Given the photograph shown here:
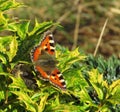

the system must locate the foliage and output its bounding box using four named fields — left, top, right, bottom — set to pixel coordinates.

left=86, top=55, right=120, bottom=84
left=0, top=0, right=120, bottom=112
